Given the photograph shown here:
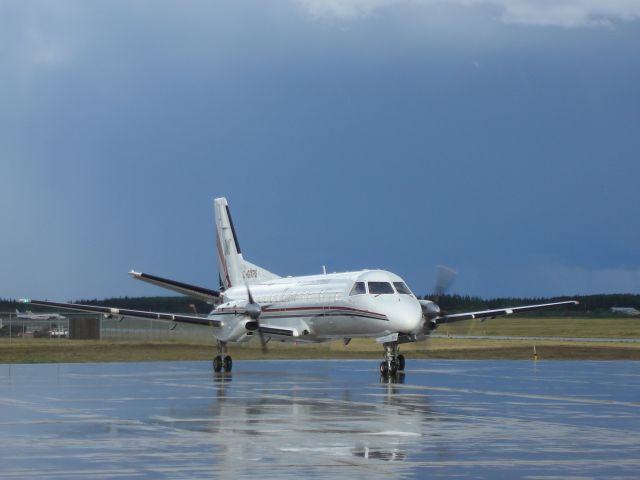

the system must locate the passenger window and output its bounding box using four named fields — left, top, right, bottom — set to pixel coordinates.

left=349, top=282, right=367, bottom=295
left=367, top=282, right=394, bottom=294
left=393, top=282, right=413, bottom=295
